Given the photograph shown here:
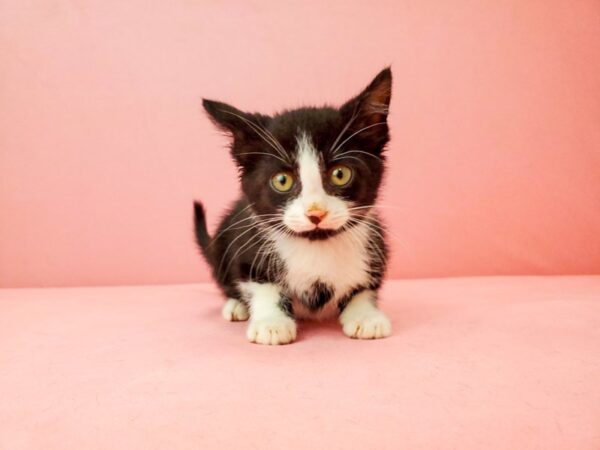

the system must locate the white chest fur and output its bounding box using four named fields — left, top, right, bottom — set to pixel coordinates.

left=273, top=222, right=371, bottom=307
